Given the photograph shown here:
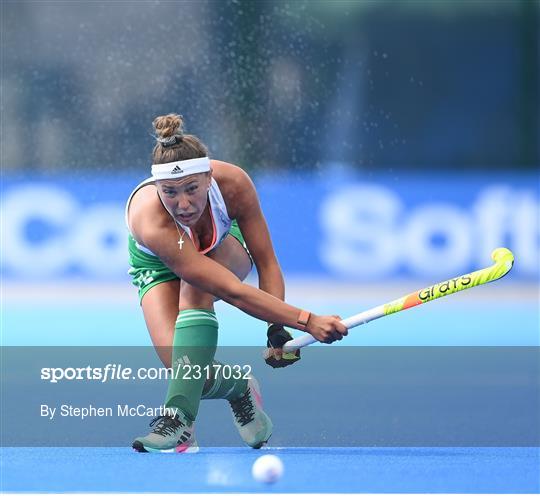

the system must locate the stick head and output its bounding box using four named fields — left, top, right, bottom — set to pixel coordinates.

left=491, top=247, right=514, bottom=270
